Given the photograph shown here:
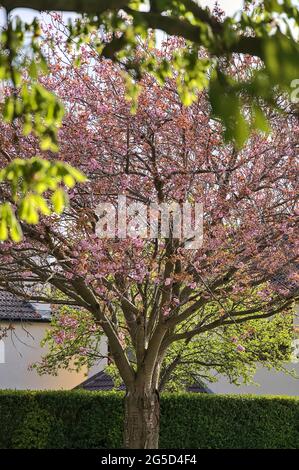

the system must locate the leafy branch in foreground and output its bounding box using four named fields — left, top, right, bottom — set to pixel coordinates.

left=1, top=0, right=299, bottom=147
left=0, top=17, right=86, bottom=239
left=0, top=158, right=86, bottom=241
left=0, top=16, right=64, bottom=151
